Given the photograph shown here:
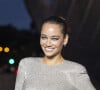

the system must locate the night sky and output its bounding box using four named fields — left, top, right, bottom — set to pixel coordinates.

left=0, top=0, right=31, bottom=30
